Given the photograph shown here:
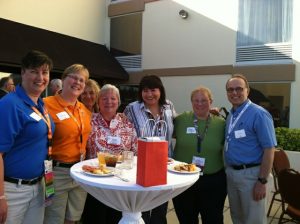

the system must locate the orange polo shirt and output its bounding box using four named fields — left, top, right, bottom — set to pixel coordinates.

left=44, top=95, right=91, bottom=163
